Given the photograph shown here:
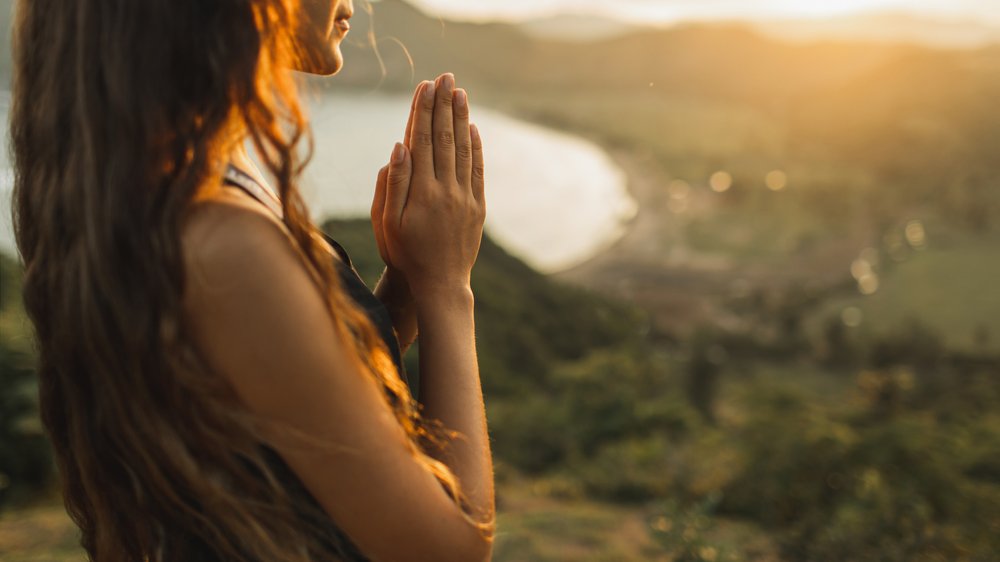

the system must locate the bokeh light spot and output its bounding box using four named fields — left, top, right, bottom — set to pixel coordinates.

left=651, top=516, right=673, bottom=532
left=668, top=179, right=691, bottom=200
left=765, top=170, right=788, bottom=191
left=710, top=171, right=732, bottom=193
left=905, top=220, right=927, bottom=249
left=858, top=274, right=880, bottom=296
left=851, top=259, right=873, bottom=281
left=842, top=307, right=864, bottom=327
